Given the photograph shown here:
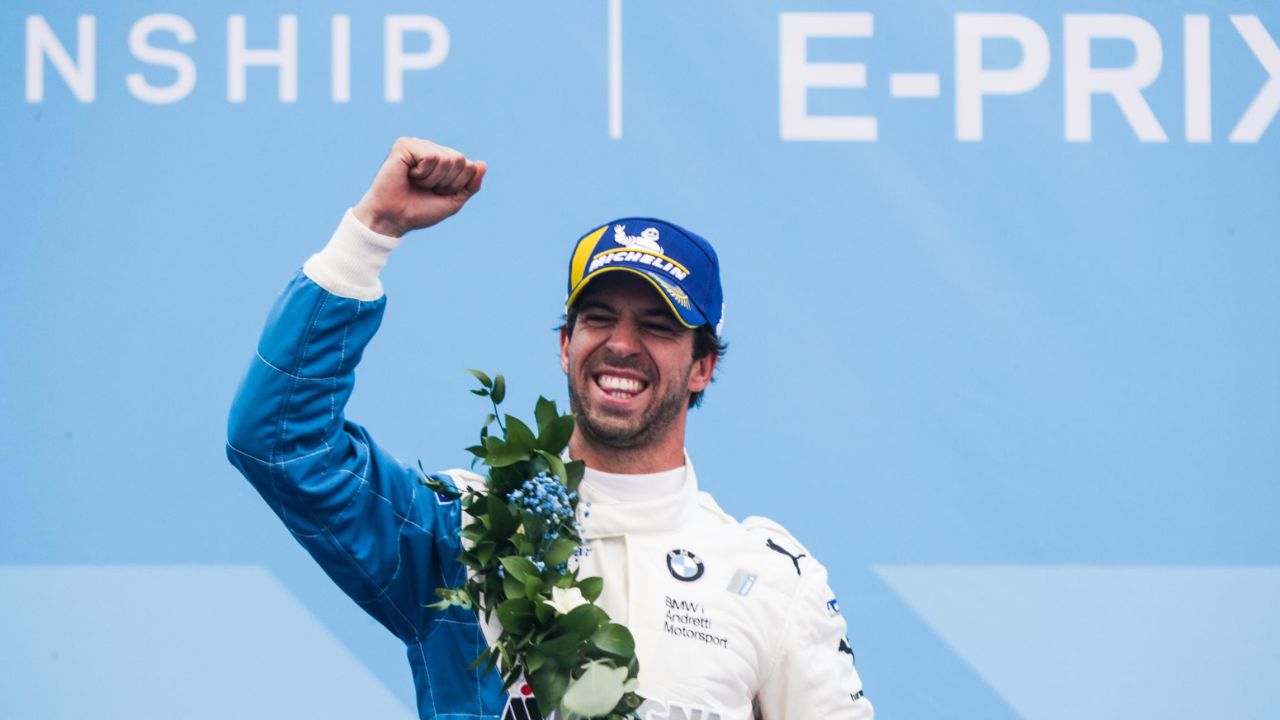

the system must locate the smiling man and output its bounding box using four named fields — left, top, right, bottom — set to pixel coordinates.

left=226, top=138, right=873, bottom=719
